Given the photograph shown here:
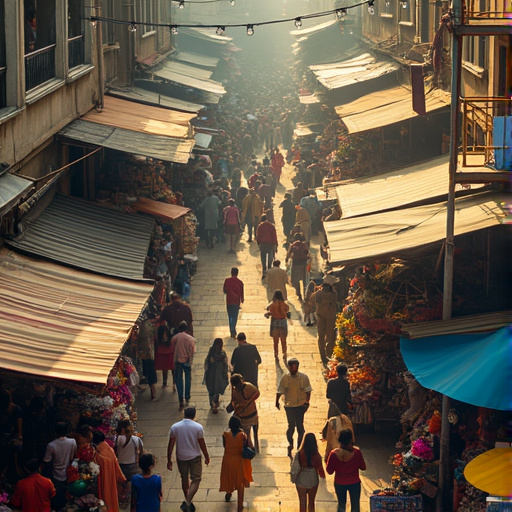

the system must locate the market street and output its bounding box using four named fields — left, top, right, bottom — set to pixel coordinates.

left=134, top=163, right=396, bottom=512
